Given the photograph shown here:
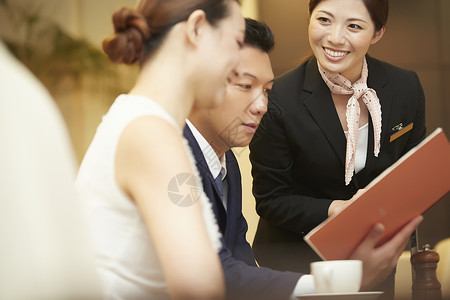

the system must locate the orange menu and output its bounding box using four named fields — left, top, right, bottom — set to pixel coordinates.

left=304, top=128, right=450, bottom=260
